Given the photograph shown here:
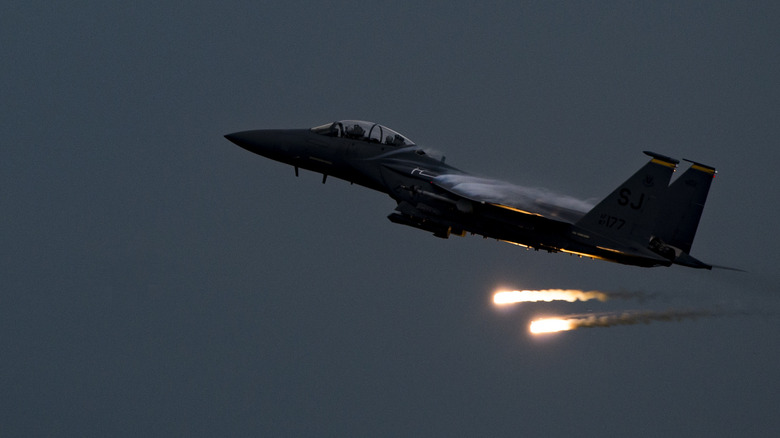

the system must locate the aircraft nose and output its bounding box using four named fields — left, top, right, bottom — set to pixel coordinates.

left=224, top=129, right=292, bottom=159
left=224, top=130, right=264, bottom=151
